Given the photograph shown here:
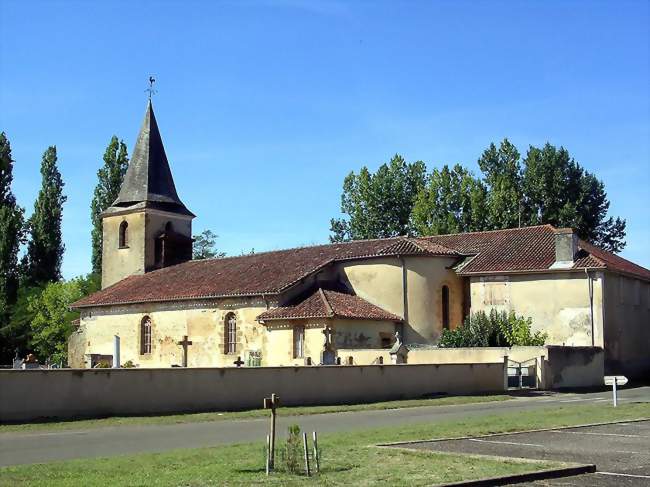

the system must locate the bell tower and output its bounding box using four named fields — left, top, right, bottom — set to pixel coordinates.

left=101, top=100, right=195, bottom=289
